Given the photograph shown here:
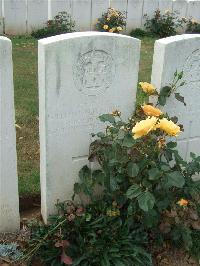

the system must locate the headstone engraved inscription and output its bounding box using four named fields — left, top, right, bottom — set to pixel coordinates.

left=0, top=37, right=20, bottom=232
left=151, top=34, right=200, bottom=161
left=39, top=32, right=140, bottom=222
